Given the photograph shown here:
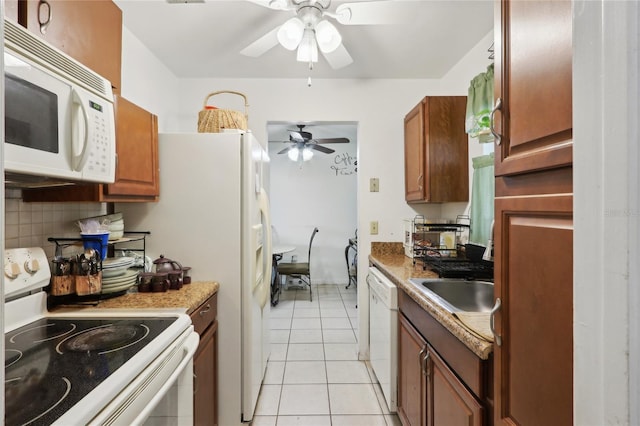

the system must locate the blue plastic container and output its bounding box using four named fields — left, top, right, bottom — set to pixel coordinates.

left=81, top=232, right=110, bottom=260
